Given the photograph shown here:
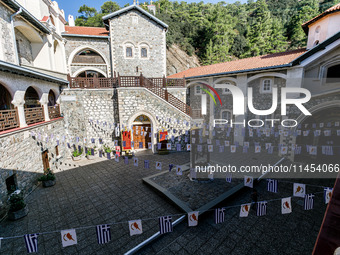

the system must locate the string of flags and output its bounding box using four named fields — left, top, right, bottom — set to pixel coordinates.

left=0, top=179, right=332, bottom=253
